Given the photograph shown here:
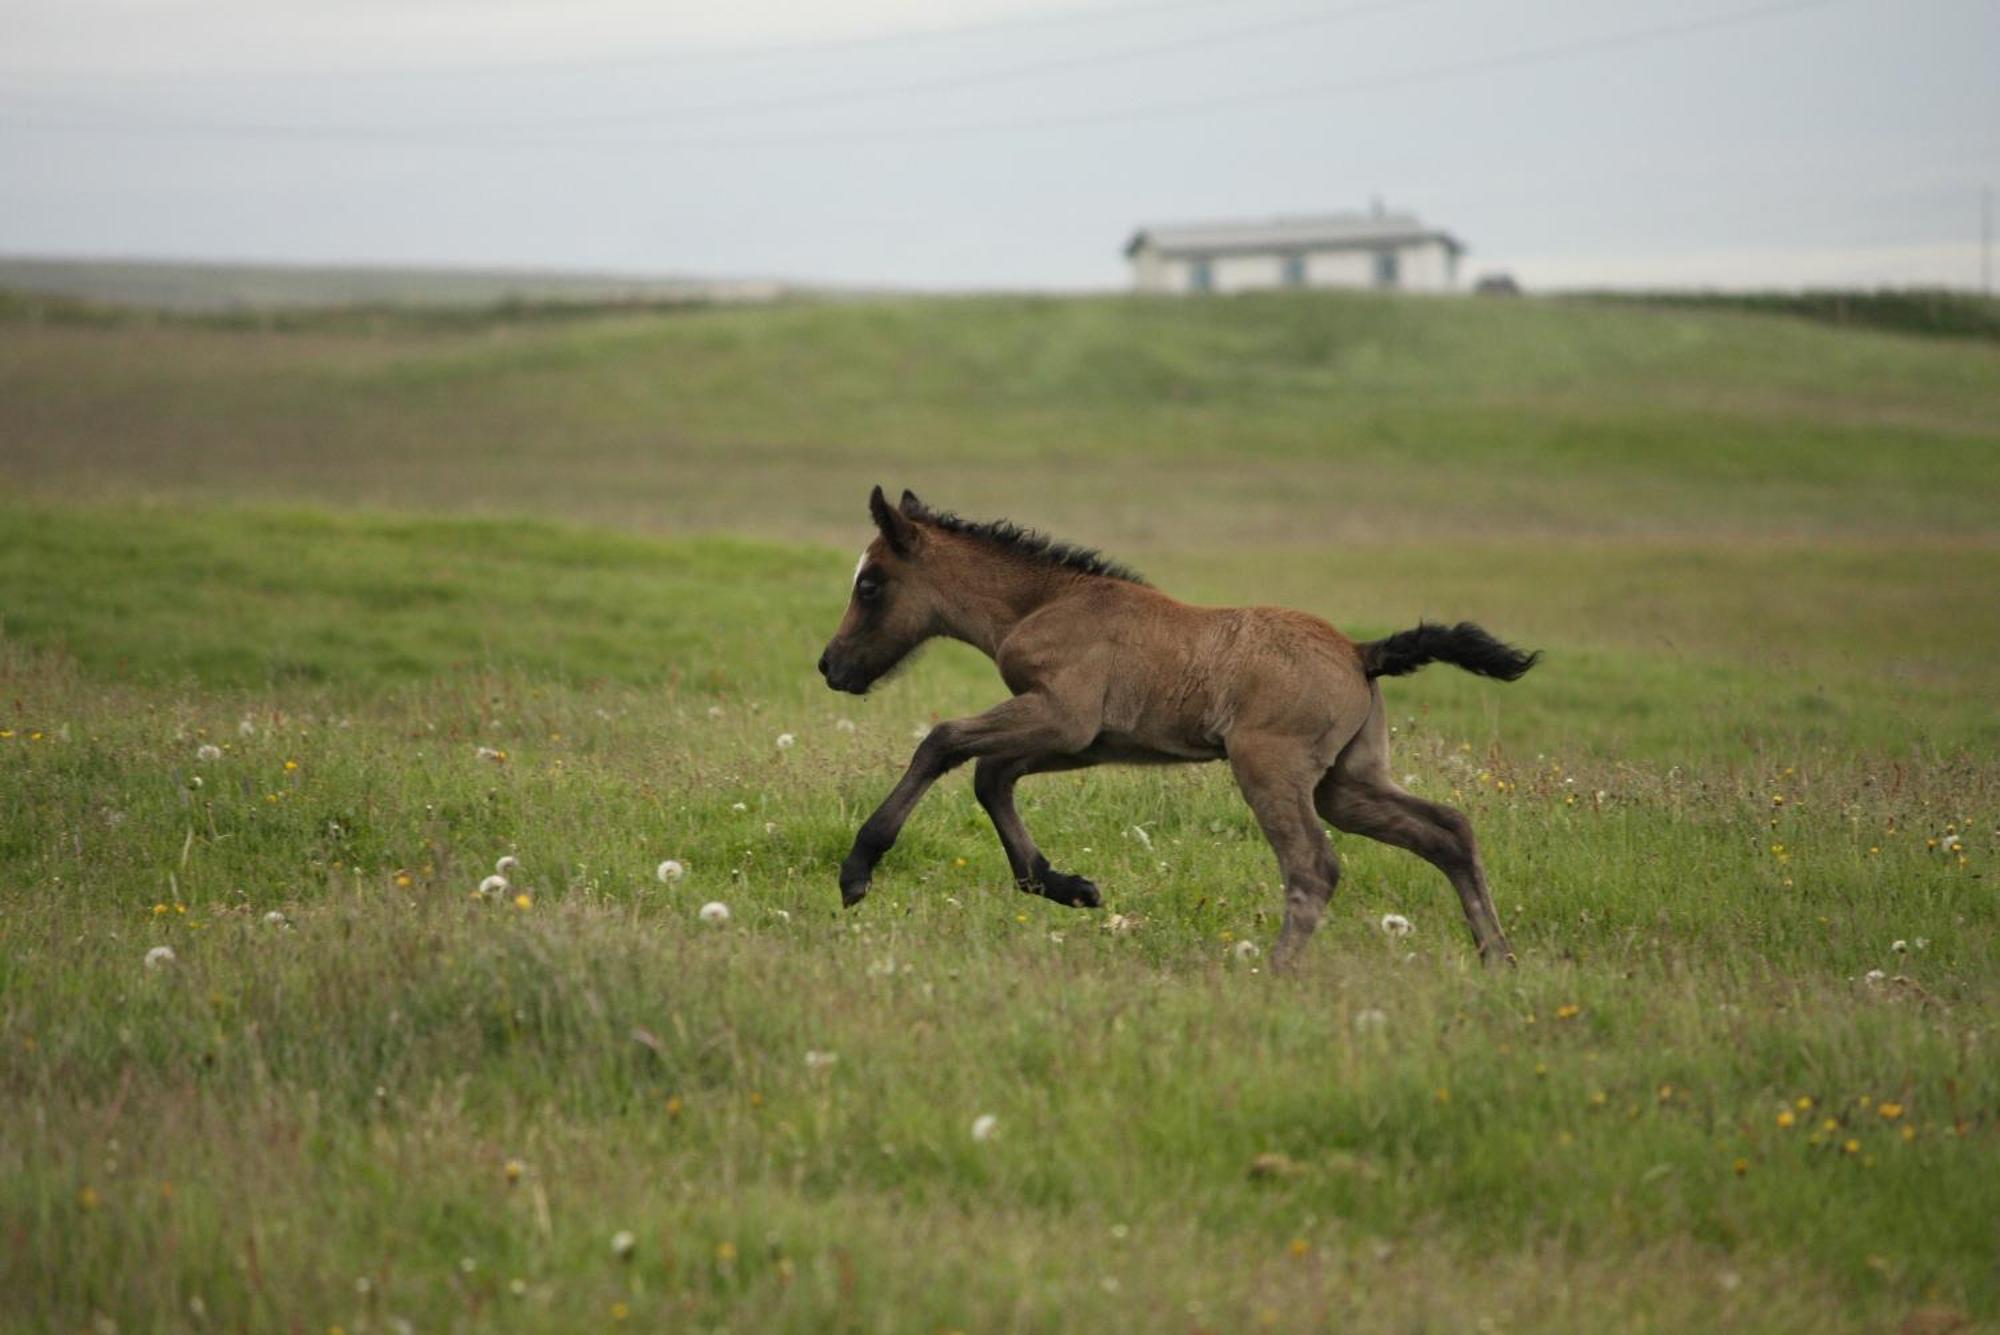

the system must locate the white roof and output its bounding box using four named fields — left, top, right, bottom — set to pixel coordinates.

left=1125, top=212, right=1463, bottom=258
